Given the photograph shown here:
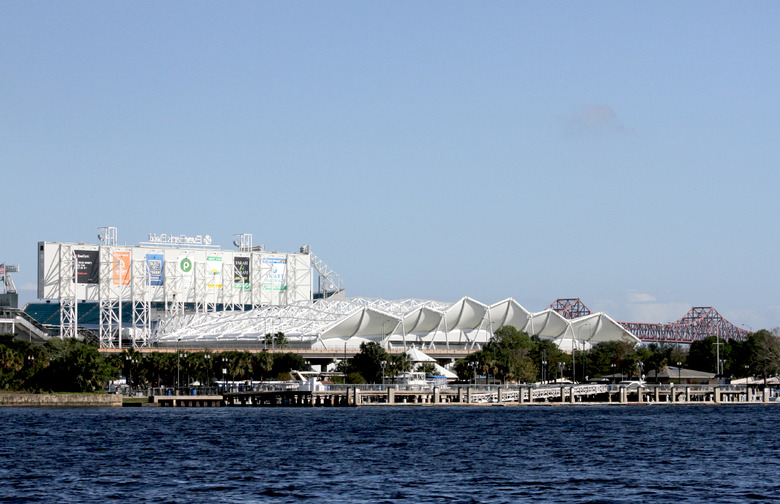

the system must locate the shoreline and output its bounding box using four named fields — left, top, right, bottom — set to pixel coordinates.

left=0, top=393, right=122, bottom=408
left=0, top=396, right=775, bottom=408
